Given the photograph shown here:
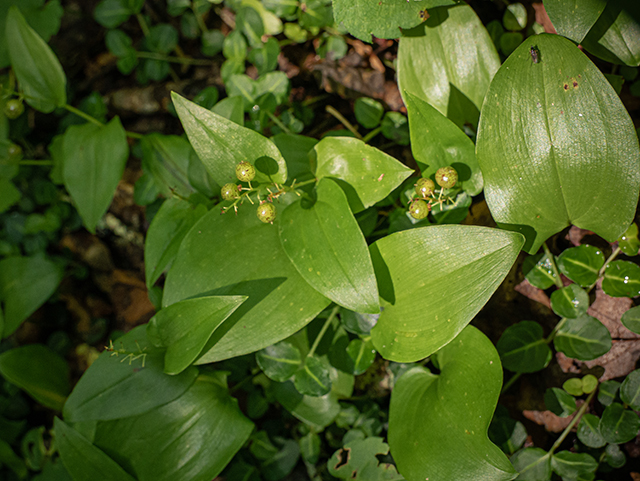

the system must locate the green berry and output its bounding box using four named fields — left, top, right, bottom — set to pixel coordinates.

left=409, top=199, right=429, bottom=220
left=435, top=166, right=458, bottom=189
left=257, top=202, right=276, bottom=223
left=4, top=99, right=24, bottom=119
left=221, top=183, right=240, bottom=201
left=7, top=143, right=22, bottom=160
left=236, top=161, right=256, bottom=182
left=415, top=177, right=435, bottom=197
